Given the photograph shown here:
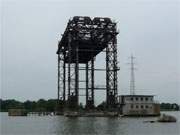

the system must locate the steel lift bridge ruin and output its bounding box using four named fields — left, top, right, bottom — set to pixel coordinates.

left=56, top=16, right=119, bottom=111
